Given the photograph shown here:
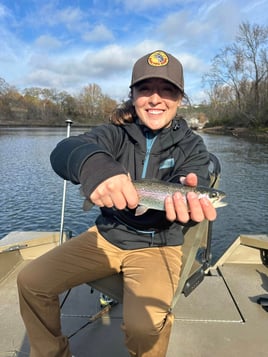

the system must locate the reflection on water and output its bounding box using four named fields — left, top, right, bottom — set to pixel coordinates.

left=0, top=128, right=267, bottom=262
